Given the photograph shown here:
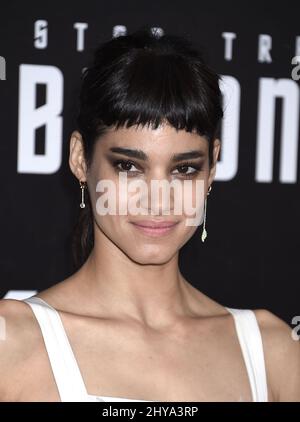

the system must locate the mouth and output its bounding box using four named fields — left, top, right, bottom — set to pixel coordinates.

left=129, top=220, right=180, bottom=237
